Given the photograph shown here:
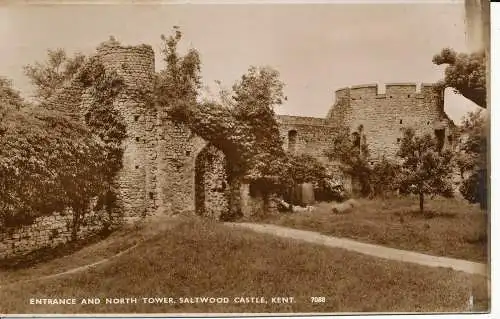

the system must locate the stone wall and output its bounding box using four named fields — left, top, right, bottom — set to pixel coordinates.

left=276, top=115, right=347, bottom=185
left=194, top=144, right=229, bottom=220
left=155, top=120, right=207, bottom=216
left=327, top=83, right=454, bottom=161
left=277, top=115, right=338, bottom=166
left=96, top=44, right=157, bottom=220
left=0, top=208, right=107, bottom=260
left=1, top=41, right=459, bottom=259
